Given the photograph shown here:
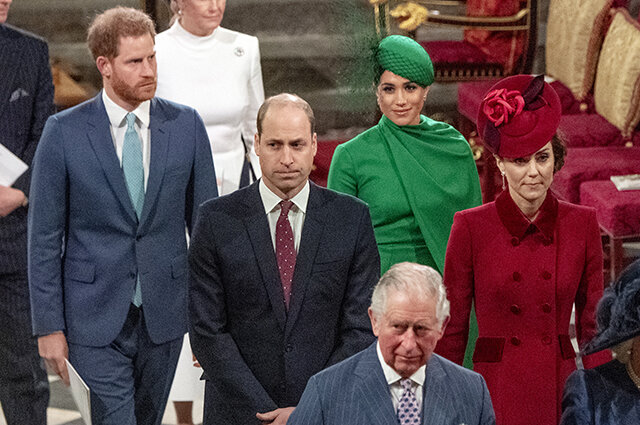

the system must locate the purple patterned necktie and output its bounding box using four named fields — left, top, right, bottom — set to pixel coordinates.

left=276, top=200, right=296, bottom=309
left=397, top=379, right=421, bottom=425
